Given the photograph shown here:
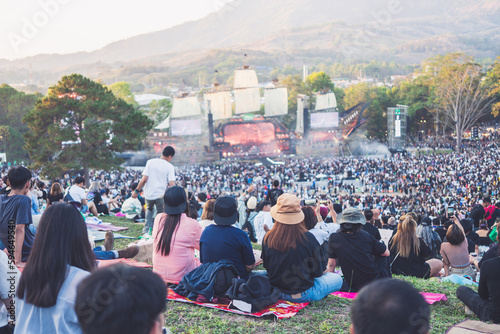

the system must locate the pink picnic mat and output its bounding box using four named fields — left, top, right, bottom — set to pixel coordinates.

left=331, top=291, right=447, bottom=305
left=86, top=222, right=129, bottom=232
left=97, top=258, right=152, bottom=268
left=167, top=288, right=308, bottom=319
